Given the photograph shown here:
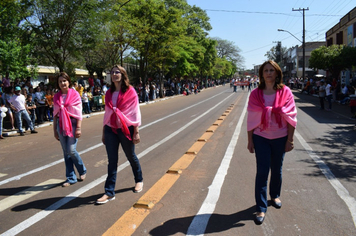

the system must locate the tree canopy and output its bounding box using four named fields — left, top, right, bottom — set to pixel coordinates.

left=309, top=45, right=356, bottom=78
left=1, top=0, right=244, bottom=82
